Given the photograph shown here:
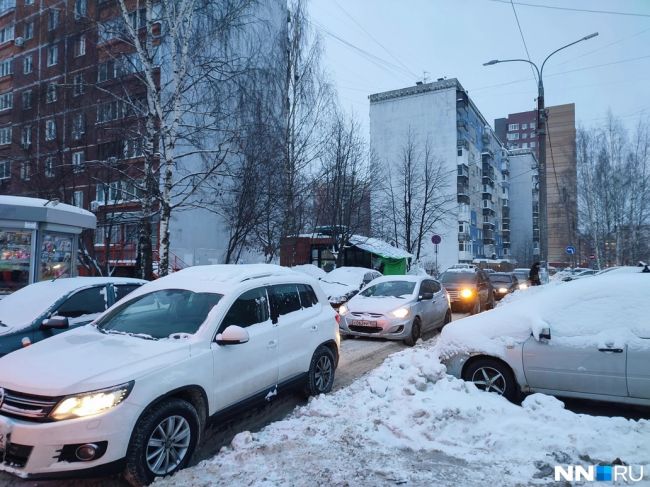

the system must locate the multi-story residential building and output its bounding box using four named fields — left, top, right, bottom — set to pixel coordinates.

left=0, top=0, right=286, bottom=276
left=495, top=104, right=577, bottom=266
left=507, top=148, right=539, bottom=266
left=369, top=78, right=510, bottom=272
